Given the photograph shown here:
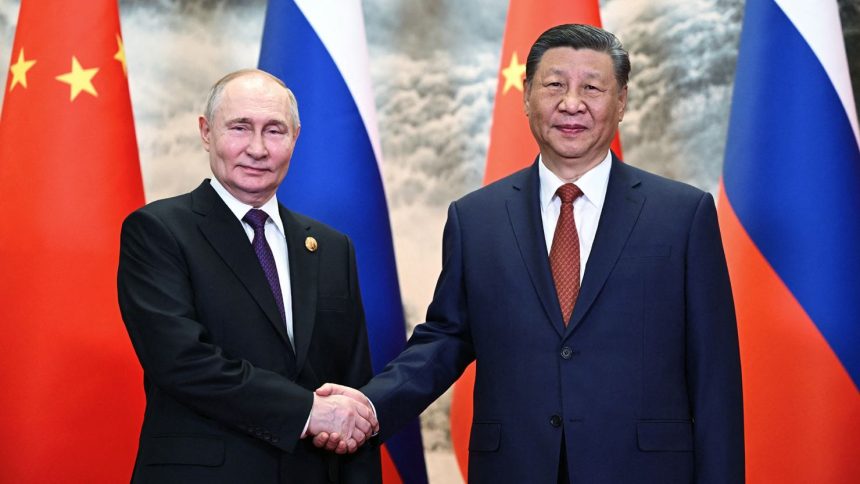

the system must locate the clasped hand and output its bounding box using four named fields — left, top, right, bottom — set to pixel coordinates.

left=307, top=383, right=377, bottom=454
